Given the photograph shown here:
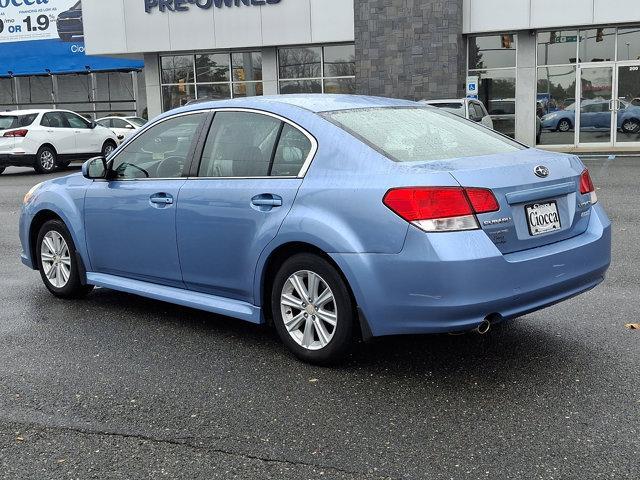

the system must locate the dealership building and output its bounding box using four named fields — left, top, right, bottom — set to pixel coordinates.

left=79, top=0, right=640, bottom=152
